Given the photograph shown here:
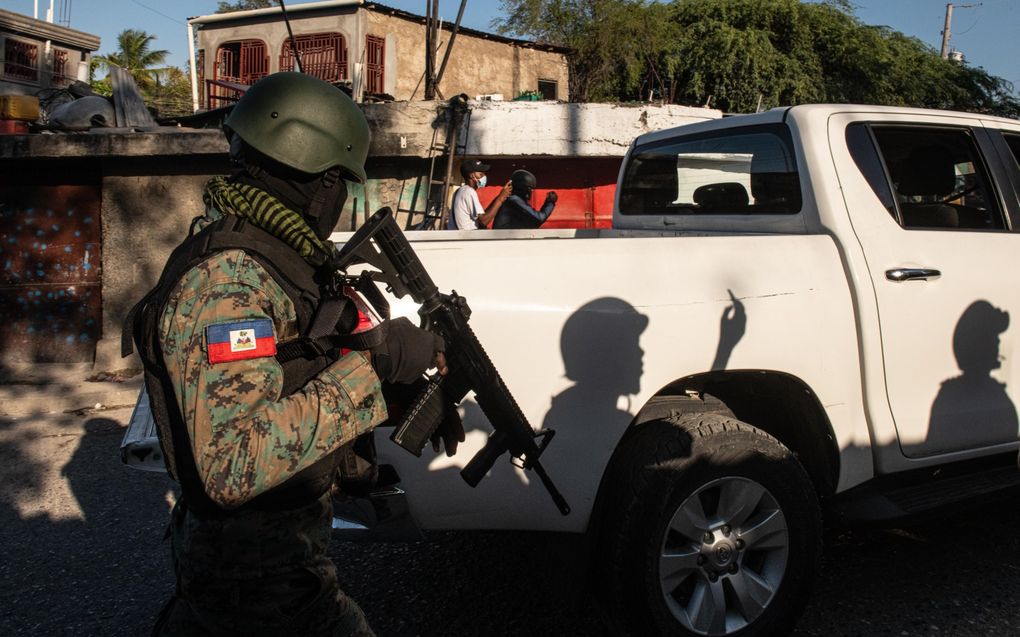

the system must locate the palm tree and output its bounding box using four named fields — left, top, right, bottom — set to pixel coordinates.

left=94, top=29, right=170, bottom=94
